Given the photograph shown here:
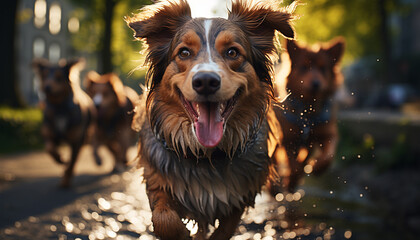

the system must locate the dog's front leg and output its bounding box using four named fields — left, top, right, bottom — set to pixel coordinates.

left=147, top=185, right=189, bottom=240
left=284, top=143, right=305, bottom=192
left=209, top=207, right=244, bottom=240
left=60, top=142, right=82, bottom=188
left=312, top=136, right=337, bottom=175
left=91, top=135, right=102, bottom=166
left=45, top=140, right=64, bottom=164
left=42, top=125, right=64, bottom=164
